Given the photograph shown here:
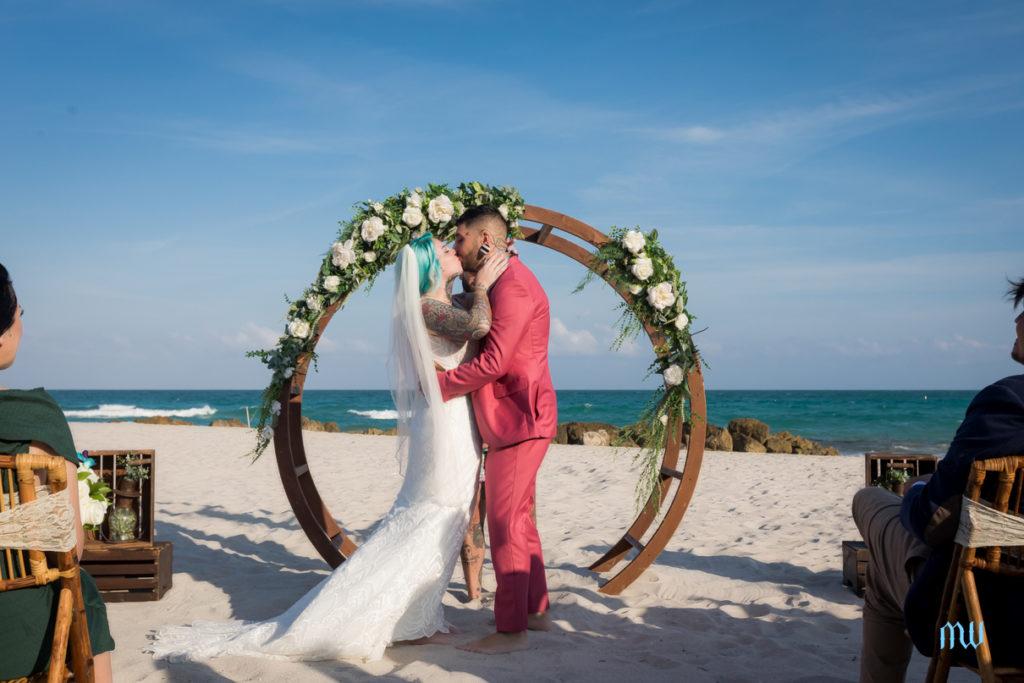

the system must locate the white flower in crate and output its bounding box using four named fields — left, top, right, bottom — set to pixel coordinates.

left=621, top=229, right=646, bottom=255
left=647, top=282, right=676, bottom=310
left=663, top=363, right=684, bottom=386
left=674, top=312, right=690, bottom=330
left=82, top=496, right=108, bottom=527
left=631, top=257, right=654, bottom=282
left=330, top=239, right=357, bottom=269
left=322, top=275, right=341, bottom=293
left=288, top=318, right=311, bottom=339
left=427, top=195, right=455, bottom=224
left=361, top=216, right=386, bottom=243
left=402, top=205, right=424, bottom=228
